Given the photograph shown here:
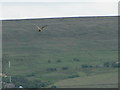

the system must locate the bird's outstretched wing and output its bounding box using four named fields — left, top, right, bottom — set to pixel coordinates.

left=34, top=24, right=40, bottom=29
left=41, top=25, right=47, bottom=29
